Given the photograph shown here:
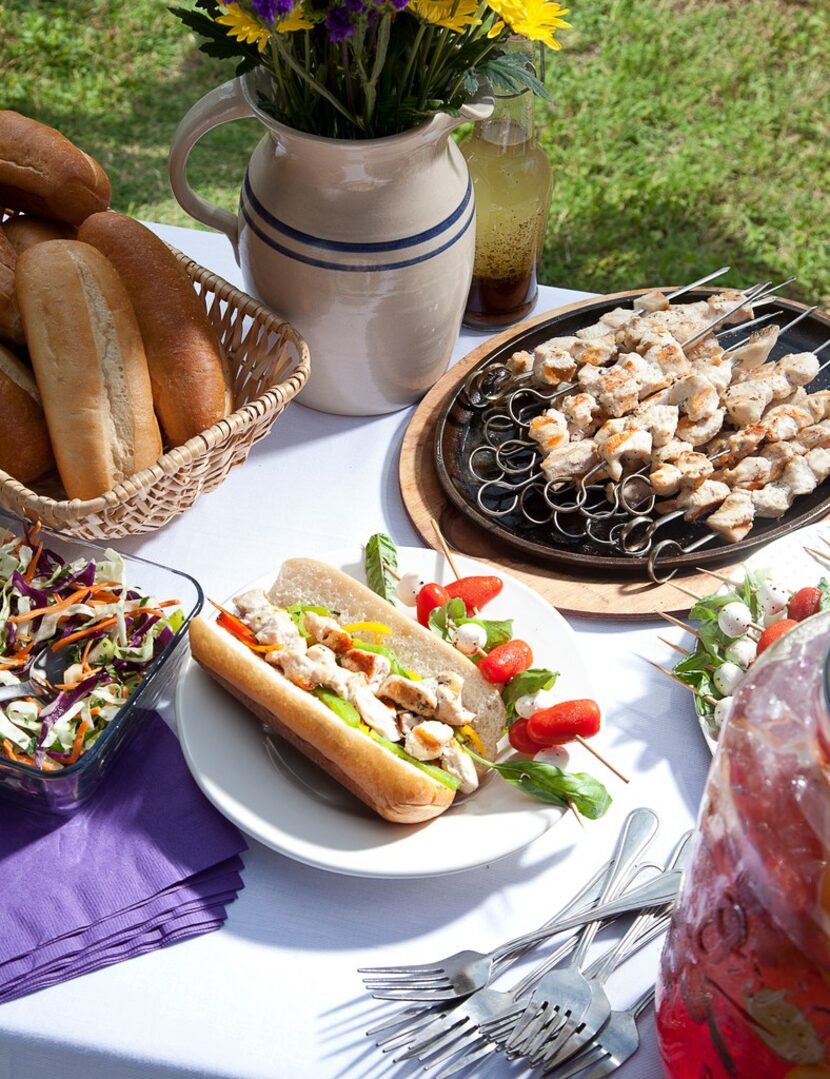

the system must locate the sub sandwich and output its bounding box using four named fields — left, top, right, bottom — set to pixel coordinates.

left=189, top=558, right=507, bottom=824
